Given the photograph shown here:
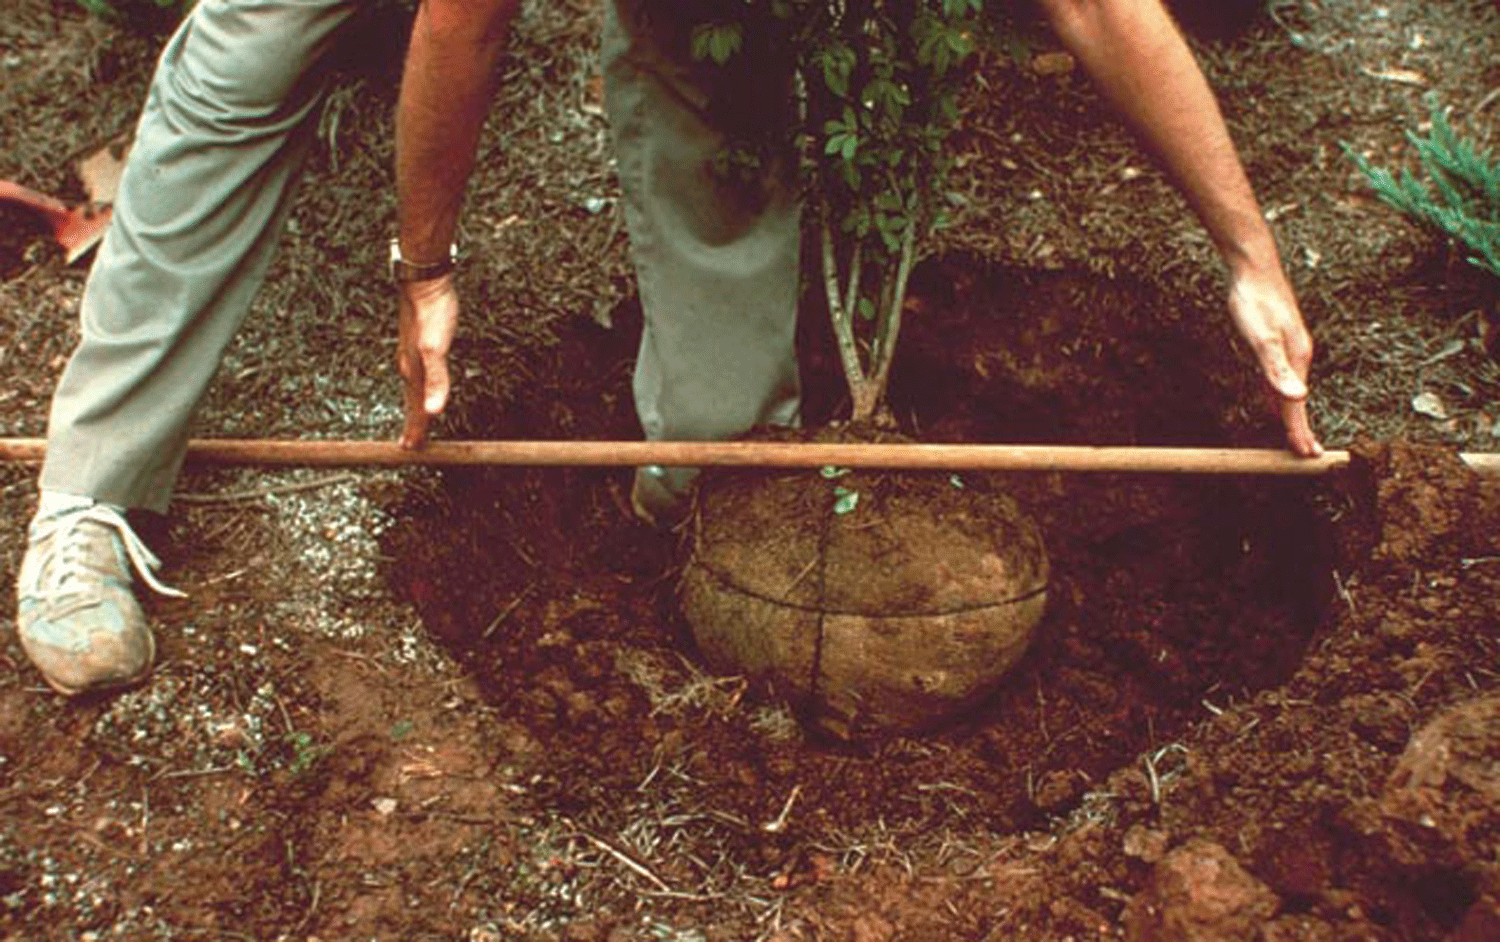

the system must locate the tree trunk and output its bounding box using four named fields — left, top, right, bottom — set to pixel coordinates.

left=849, top=379, right=882, bottom=425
